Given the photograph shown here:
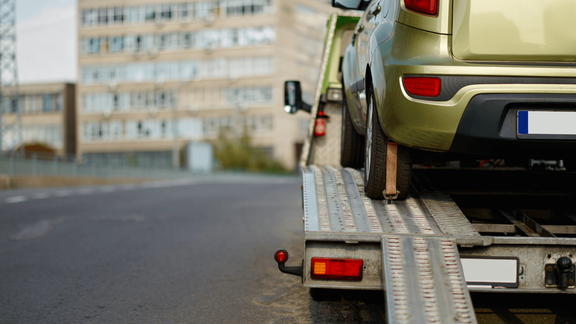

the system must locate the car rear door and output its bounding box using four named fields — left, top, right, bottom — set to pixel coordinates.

left=452, top=0, right=576, bottom=63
